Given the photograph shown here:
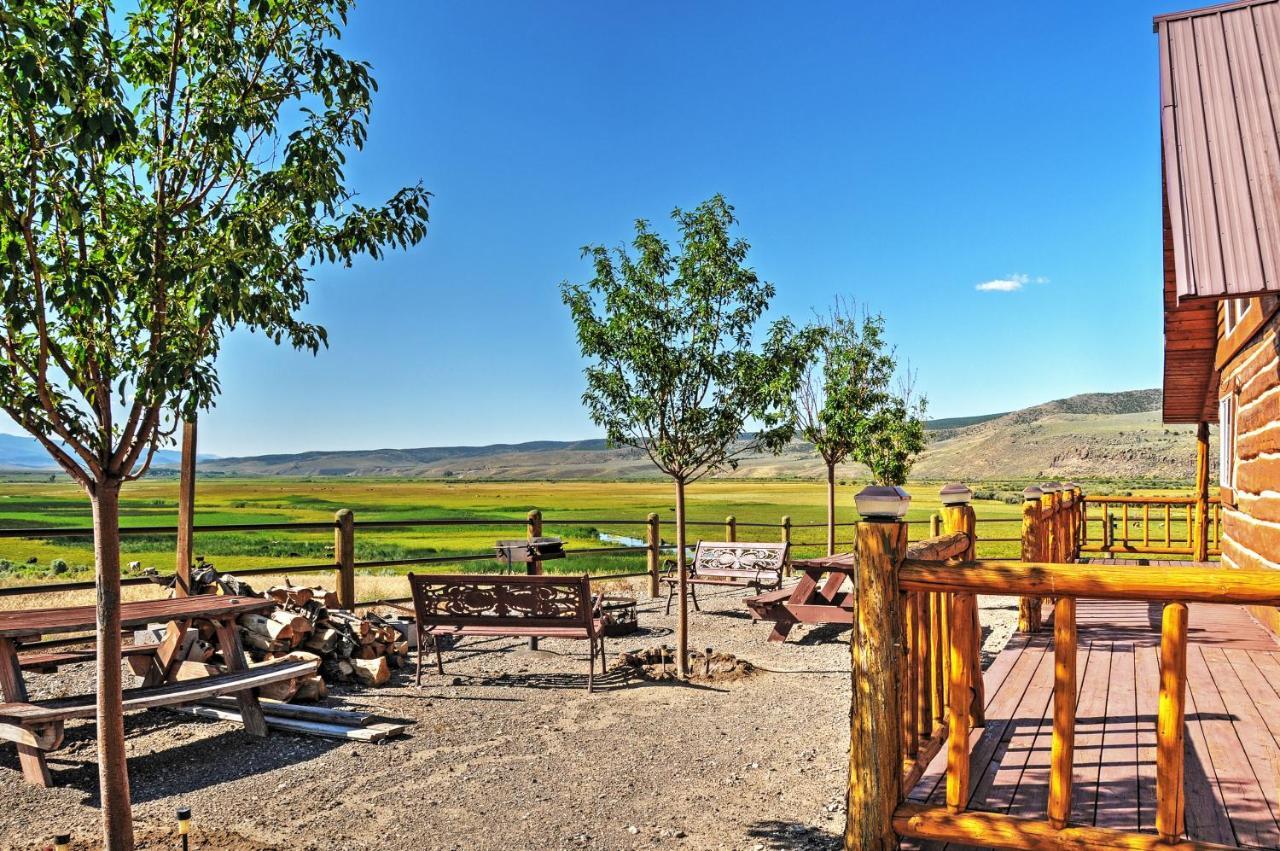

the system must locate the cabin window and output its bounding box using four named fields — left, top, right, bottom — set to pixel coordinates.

left=1219, top=393, right=1236, bottom=490
left=1224, top=298, right=1252, bottom=335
